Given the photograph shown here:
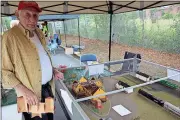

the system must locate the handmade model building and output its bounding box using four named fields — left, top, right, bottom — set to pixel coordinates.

left=115, top=81, right=133, bottom=94
left=17, top=96, right=28, bottom=112
left=79, top=77, right=87, bottom=83
left=17, top=97, right=54, bottom=118
left=45, top=97, right=54, bottom=113
left=72, top=77, right=107, bottom=109
left=136, top=71, right=152, bottom=82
